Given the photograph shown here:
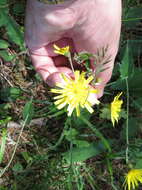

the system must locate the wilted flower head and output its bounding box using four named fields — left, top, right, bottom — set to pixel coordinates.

left=111, top=92, right=123, bottom=126
left=51, top=71, right=99, bottom=117
left=53, top=44, right=70, bottom=56
left=124, top=169, right=142, bottom=190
